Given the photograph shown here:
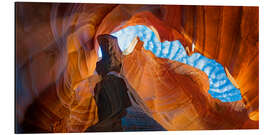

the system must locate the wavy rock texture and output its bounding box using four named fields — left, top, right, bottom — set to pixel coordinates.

left=111, top=25, right=243, bottom=103
left=95, top=6, right=258, bottom=121
left=122, top=39, right=252, bottom=130
left=16, top=3, right=115, bottom=132
left=15, top=3, right=258, bottom=133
